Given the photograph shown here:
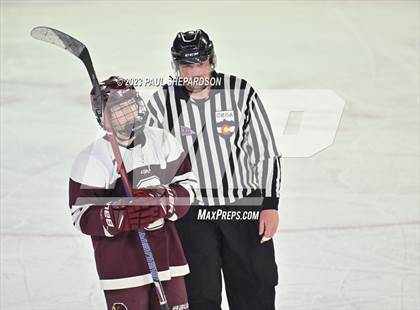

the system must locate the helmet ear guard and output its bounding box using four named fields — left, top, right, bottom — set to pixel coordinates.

left=132, top=96, right=149, bottom=131
left=171, top=59, right=178, bottom=75
left=210, top=53, right=217, bottom=69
